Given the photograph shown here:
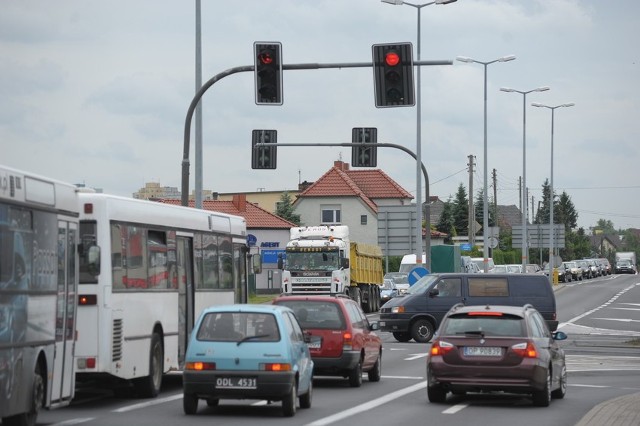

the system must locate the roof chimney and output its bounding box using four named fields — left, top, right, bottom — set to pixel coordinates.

left=334, top=160, right=349, bottom=171
left=232, top=194, right=247, bottom=212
